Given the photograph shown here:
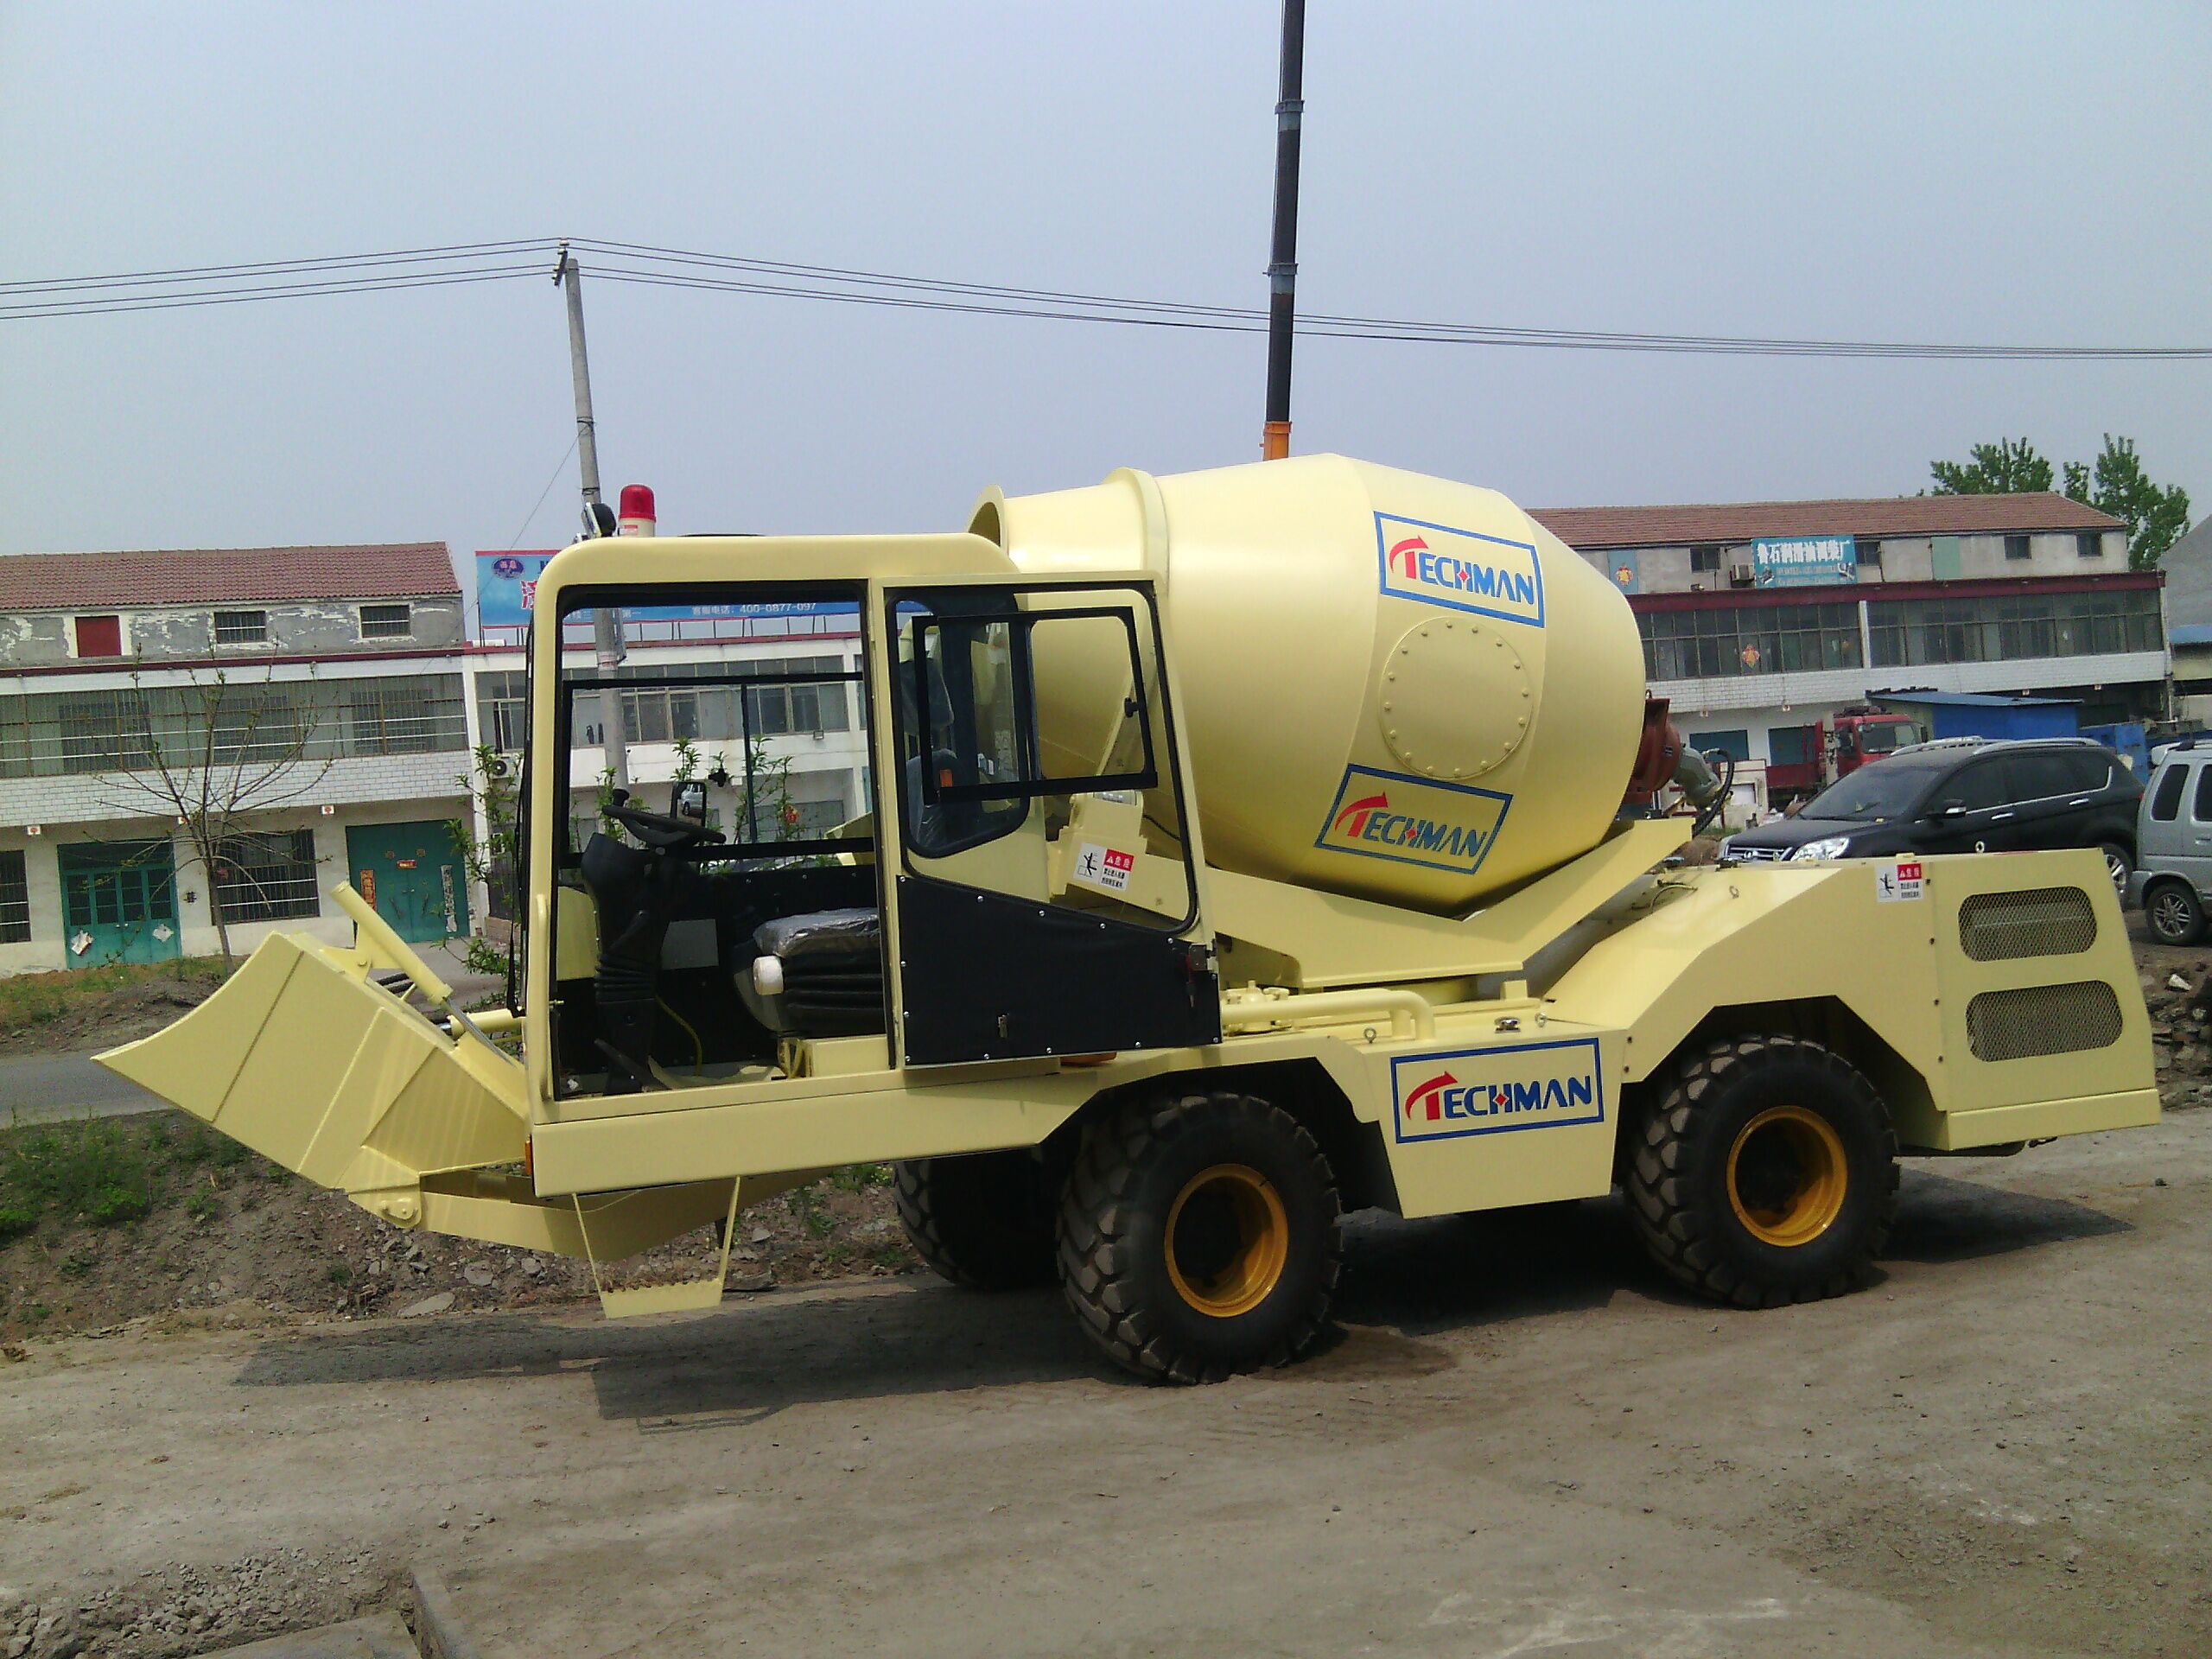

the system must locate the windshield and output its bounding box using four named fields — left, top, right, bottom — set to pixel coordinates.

left=1802, top=758, right=1941, bottom=821
left=1857, top=721, right=1912, bottom=754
